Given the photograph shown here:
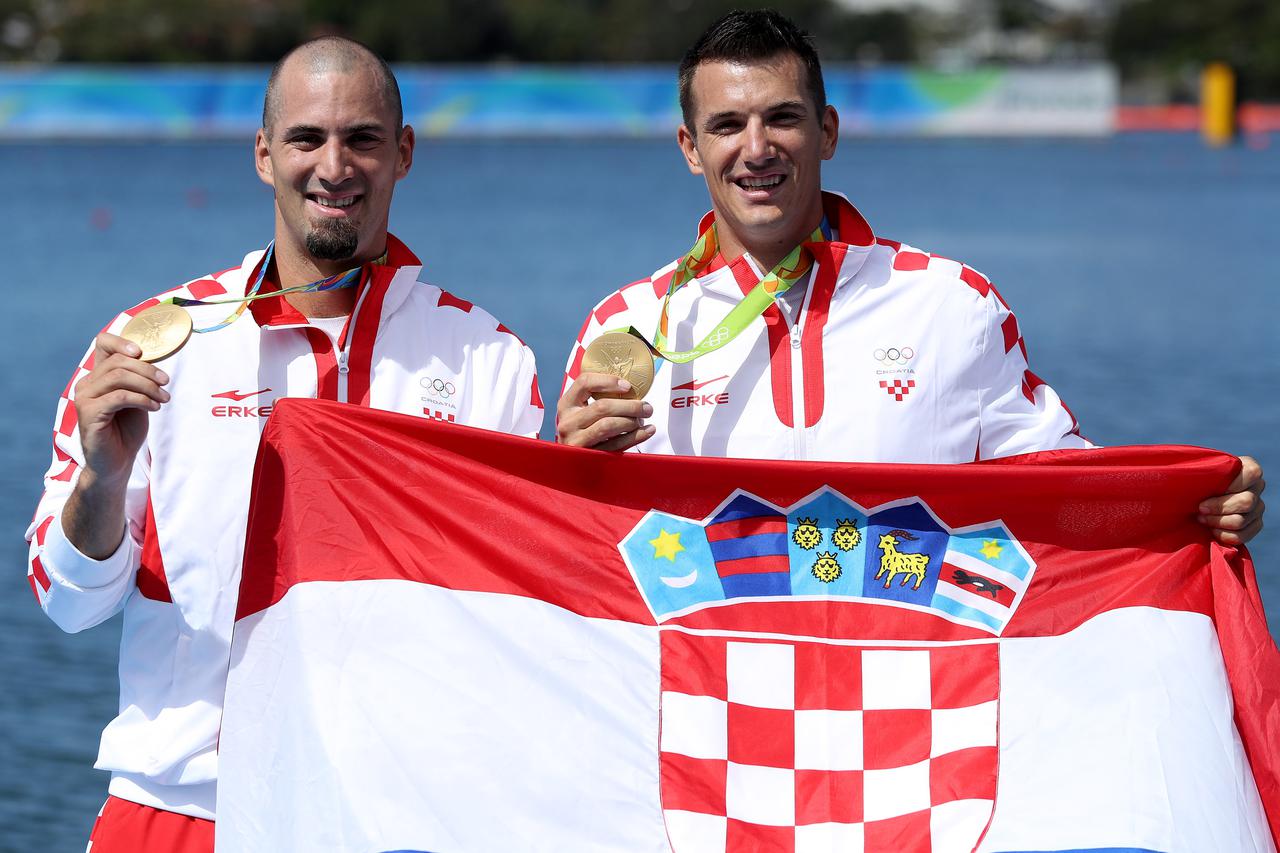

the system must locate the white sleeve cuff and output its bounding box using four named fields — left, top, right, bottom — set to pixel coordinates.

left=42, top=513, right=138, bottom=590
